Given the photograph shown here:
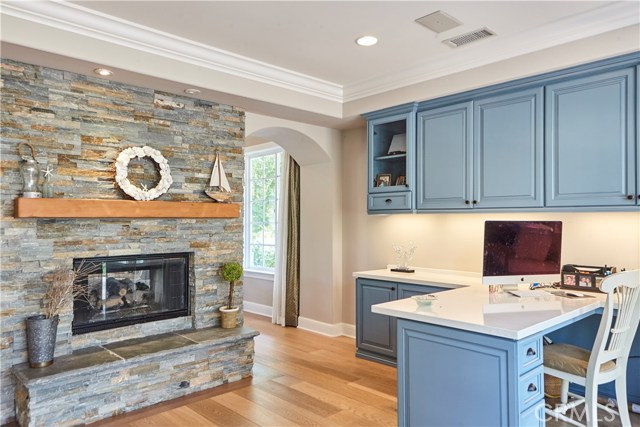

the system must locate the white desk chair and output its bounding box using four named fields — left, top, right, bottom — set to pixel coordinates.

left=544, top=269, right=640, bottom=427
